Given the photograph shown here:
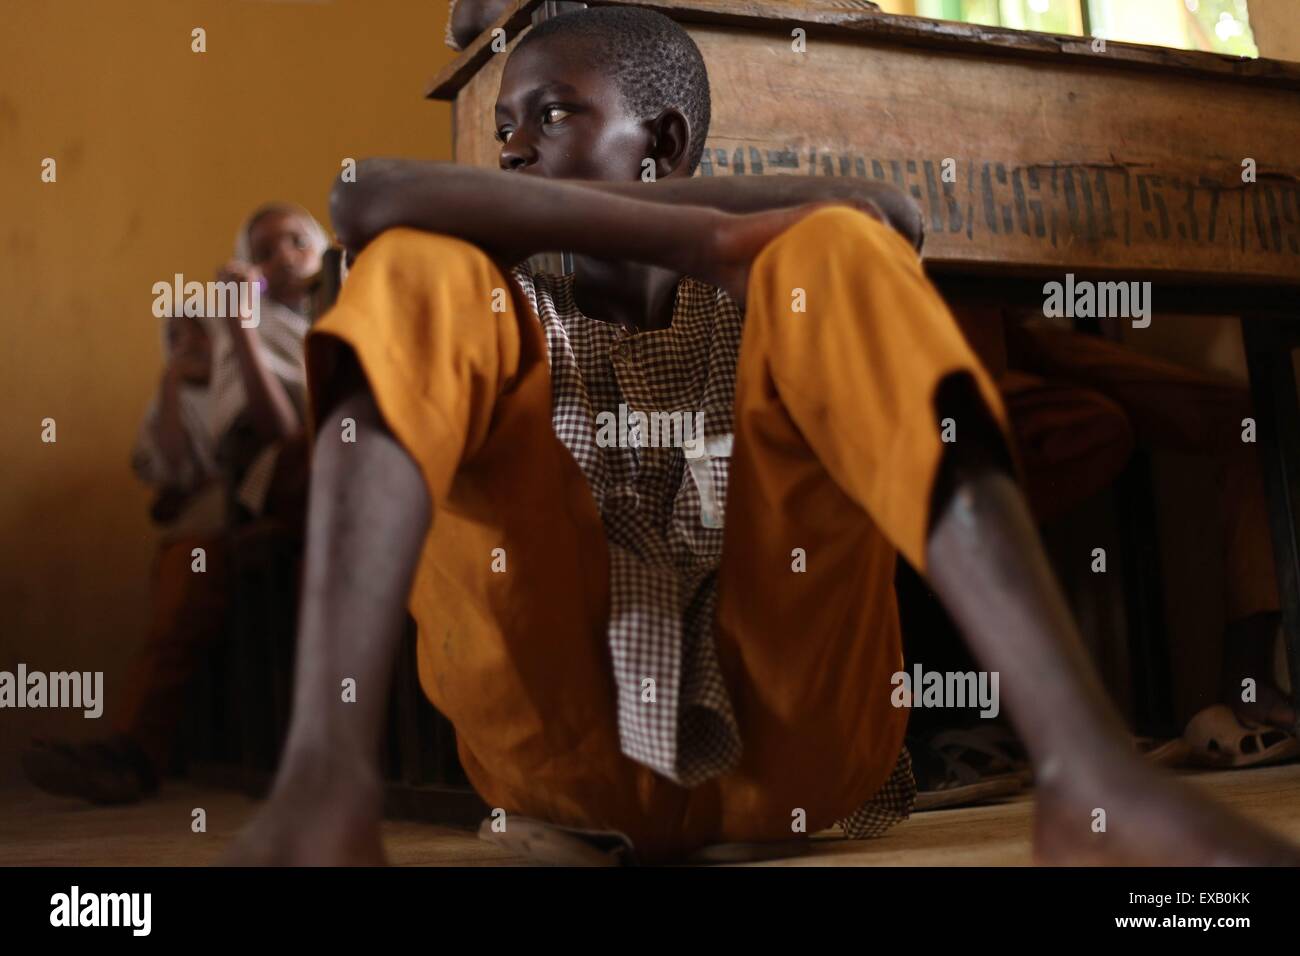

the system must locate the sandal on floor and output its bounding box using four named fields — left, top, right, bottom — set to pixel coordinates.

left=477, top=815, right=638, bottom=866
left=930, top=725, right=1034, bottom=786
left=21, top=737, right=157, bottom=805
left=1184, top=704, right=1300, bottom=769
left=910, top=734, right=1025, bottom=812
